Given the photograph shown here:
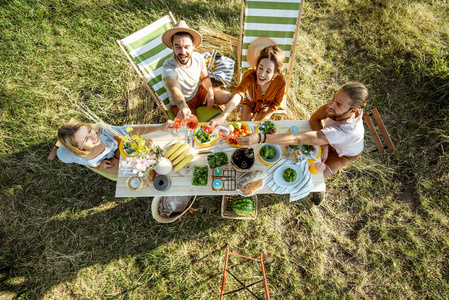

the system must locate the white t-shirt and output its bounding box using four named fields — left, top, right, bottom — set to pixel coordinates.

left=162, top=52, right=206, bottom=105
left=321, top=109, right=364, bottom=157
